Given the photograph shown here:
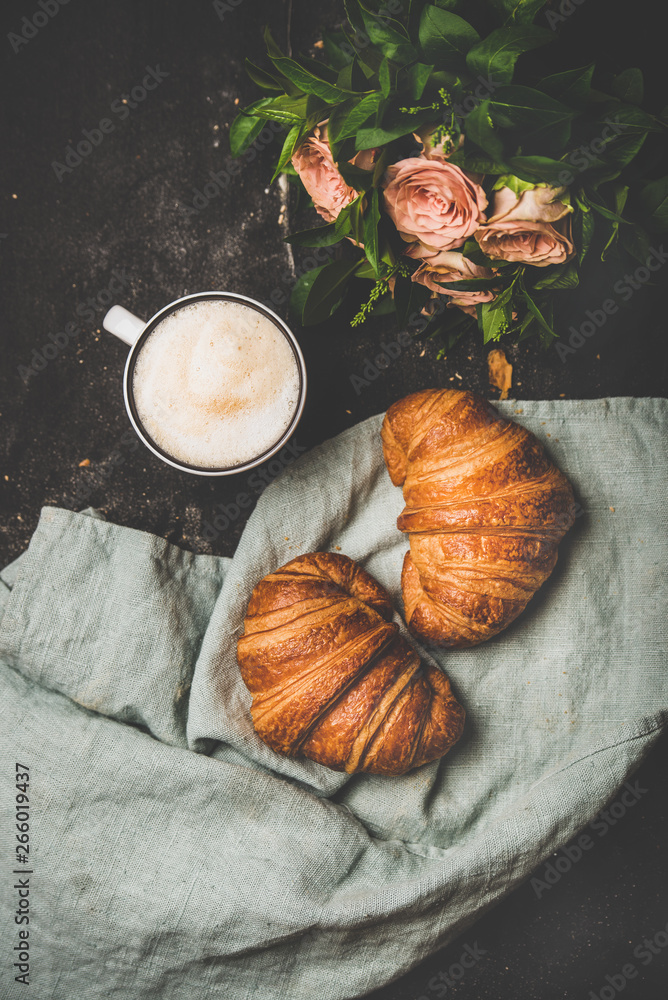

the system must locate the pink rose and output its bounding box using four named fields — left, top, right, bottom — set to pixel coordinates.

left=291, top=123, right=376, bottom=223
left=410, top=250, right=497, bottom=310
left=382, top=158, right=487, bottom=254
left=475, top=185, right=575, bottom=267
